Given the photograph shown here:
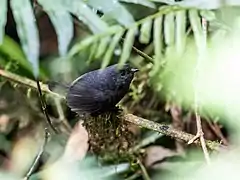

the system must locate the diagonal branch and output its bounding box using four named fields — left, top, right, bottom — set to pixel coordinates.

left=23, top=128, right=49, bottom=180
left=0, top=69, right=62, bottom=99
left=0, top=69, right=227, bottom=152
left=36, top=80, right=59, bottom=134
left=124, top=114, right=226, bottom=151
